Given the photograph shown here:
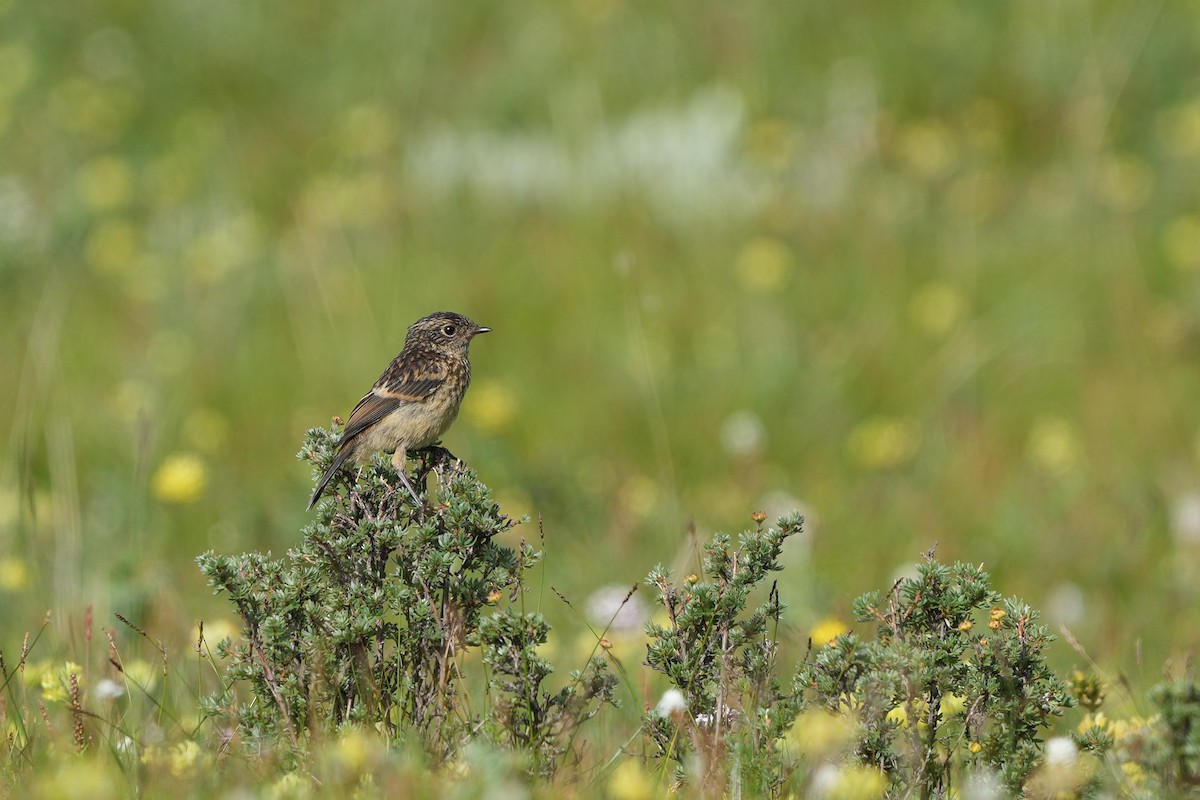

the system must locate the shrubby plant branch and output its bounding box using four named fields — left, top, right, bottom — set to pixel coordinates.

left=188, top=427, right=1200, bottom=797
